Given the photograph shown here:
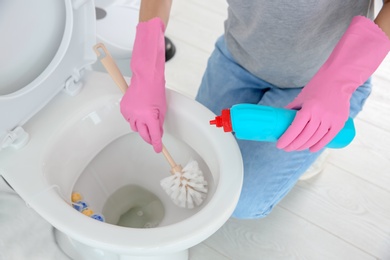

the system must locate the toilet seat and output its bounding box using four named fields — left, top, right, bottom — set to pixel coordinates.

left=0, top=0, right=96, bottom=150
